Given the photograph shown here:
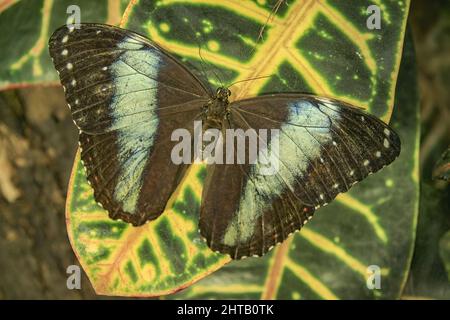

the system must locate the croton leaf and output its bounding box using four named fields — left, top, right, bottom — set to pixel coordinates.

left=64, top=0, right=414, bottom=297
left=0, top=0, right=127, bottom=90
